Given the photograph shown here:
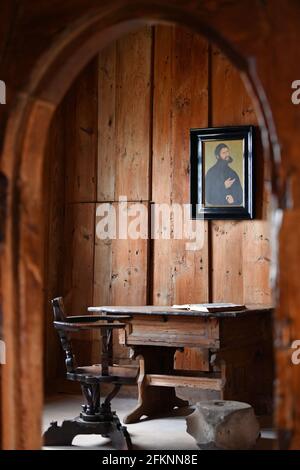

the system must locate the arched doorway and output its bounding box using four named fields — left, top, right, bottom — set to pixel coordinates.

left=0, top=2, right=279, bottom=449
